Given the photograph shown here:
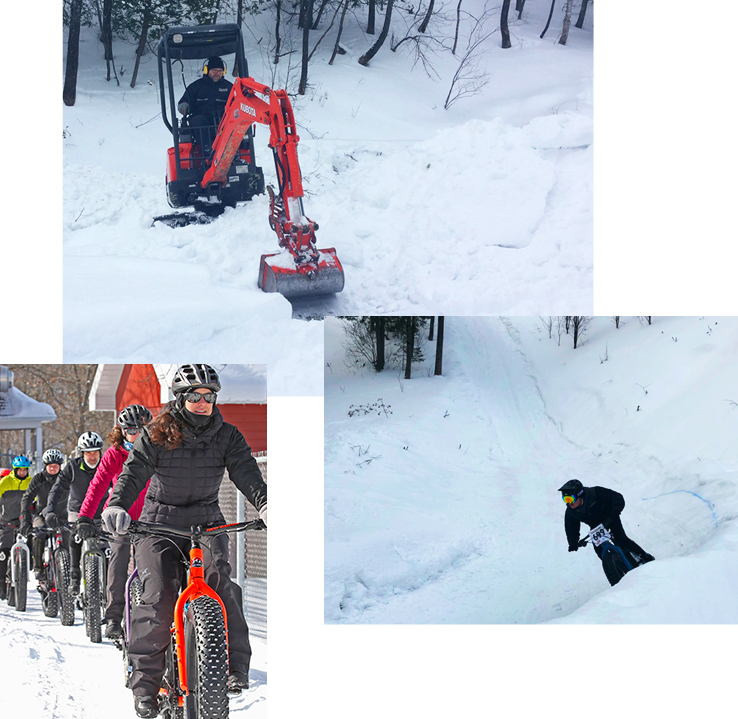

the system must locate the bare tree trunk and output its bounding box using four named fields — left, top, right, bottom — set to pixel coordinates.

left=358, top=0, right=395, bottom=66
left=130, top=11, right=151, bottom=89
left=429, top=316, right=435, bottom=341
left=329, top=0, right=350, bottom=64
left=274, top=0, right=282, bottom=64
left=101, top=0, right=119, bottom=84
left=312, top=0, right=331, bottom=28
left=418, top=0, right=435, bottom=33
left=575, top=0, right=589, bottom=28
left=367, top=0, right=376, bottom=35
left=516, top=0, right=526, bottom=19
left=559, top=0, right=573, bottom=45
left=63, top=0, right=83, bottom=106
left=540, top=0, right=556, bottom=38
left=500, top=0, right=511, bottom=48
left=298, top=0, right=314, bottom=94
left=614, top=316, right=620, bottom=328
left=404, top=317, right=414, bottom=380
left=237, top=0, right=244, bottom=26
left=452, top=0, right=463, bottom=54
left=434, top=317, right=444, bottom=375
left=376, top=317, right=385, bottom=371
